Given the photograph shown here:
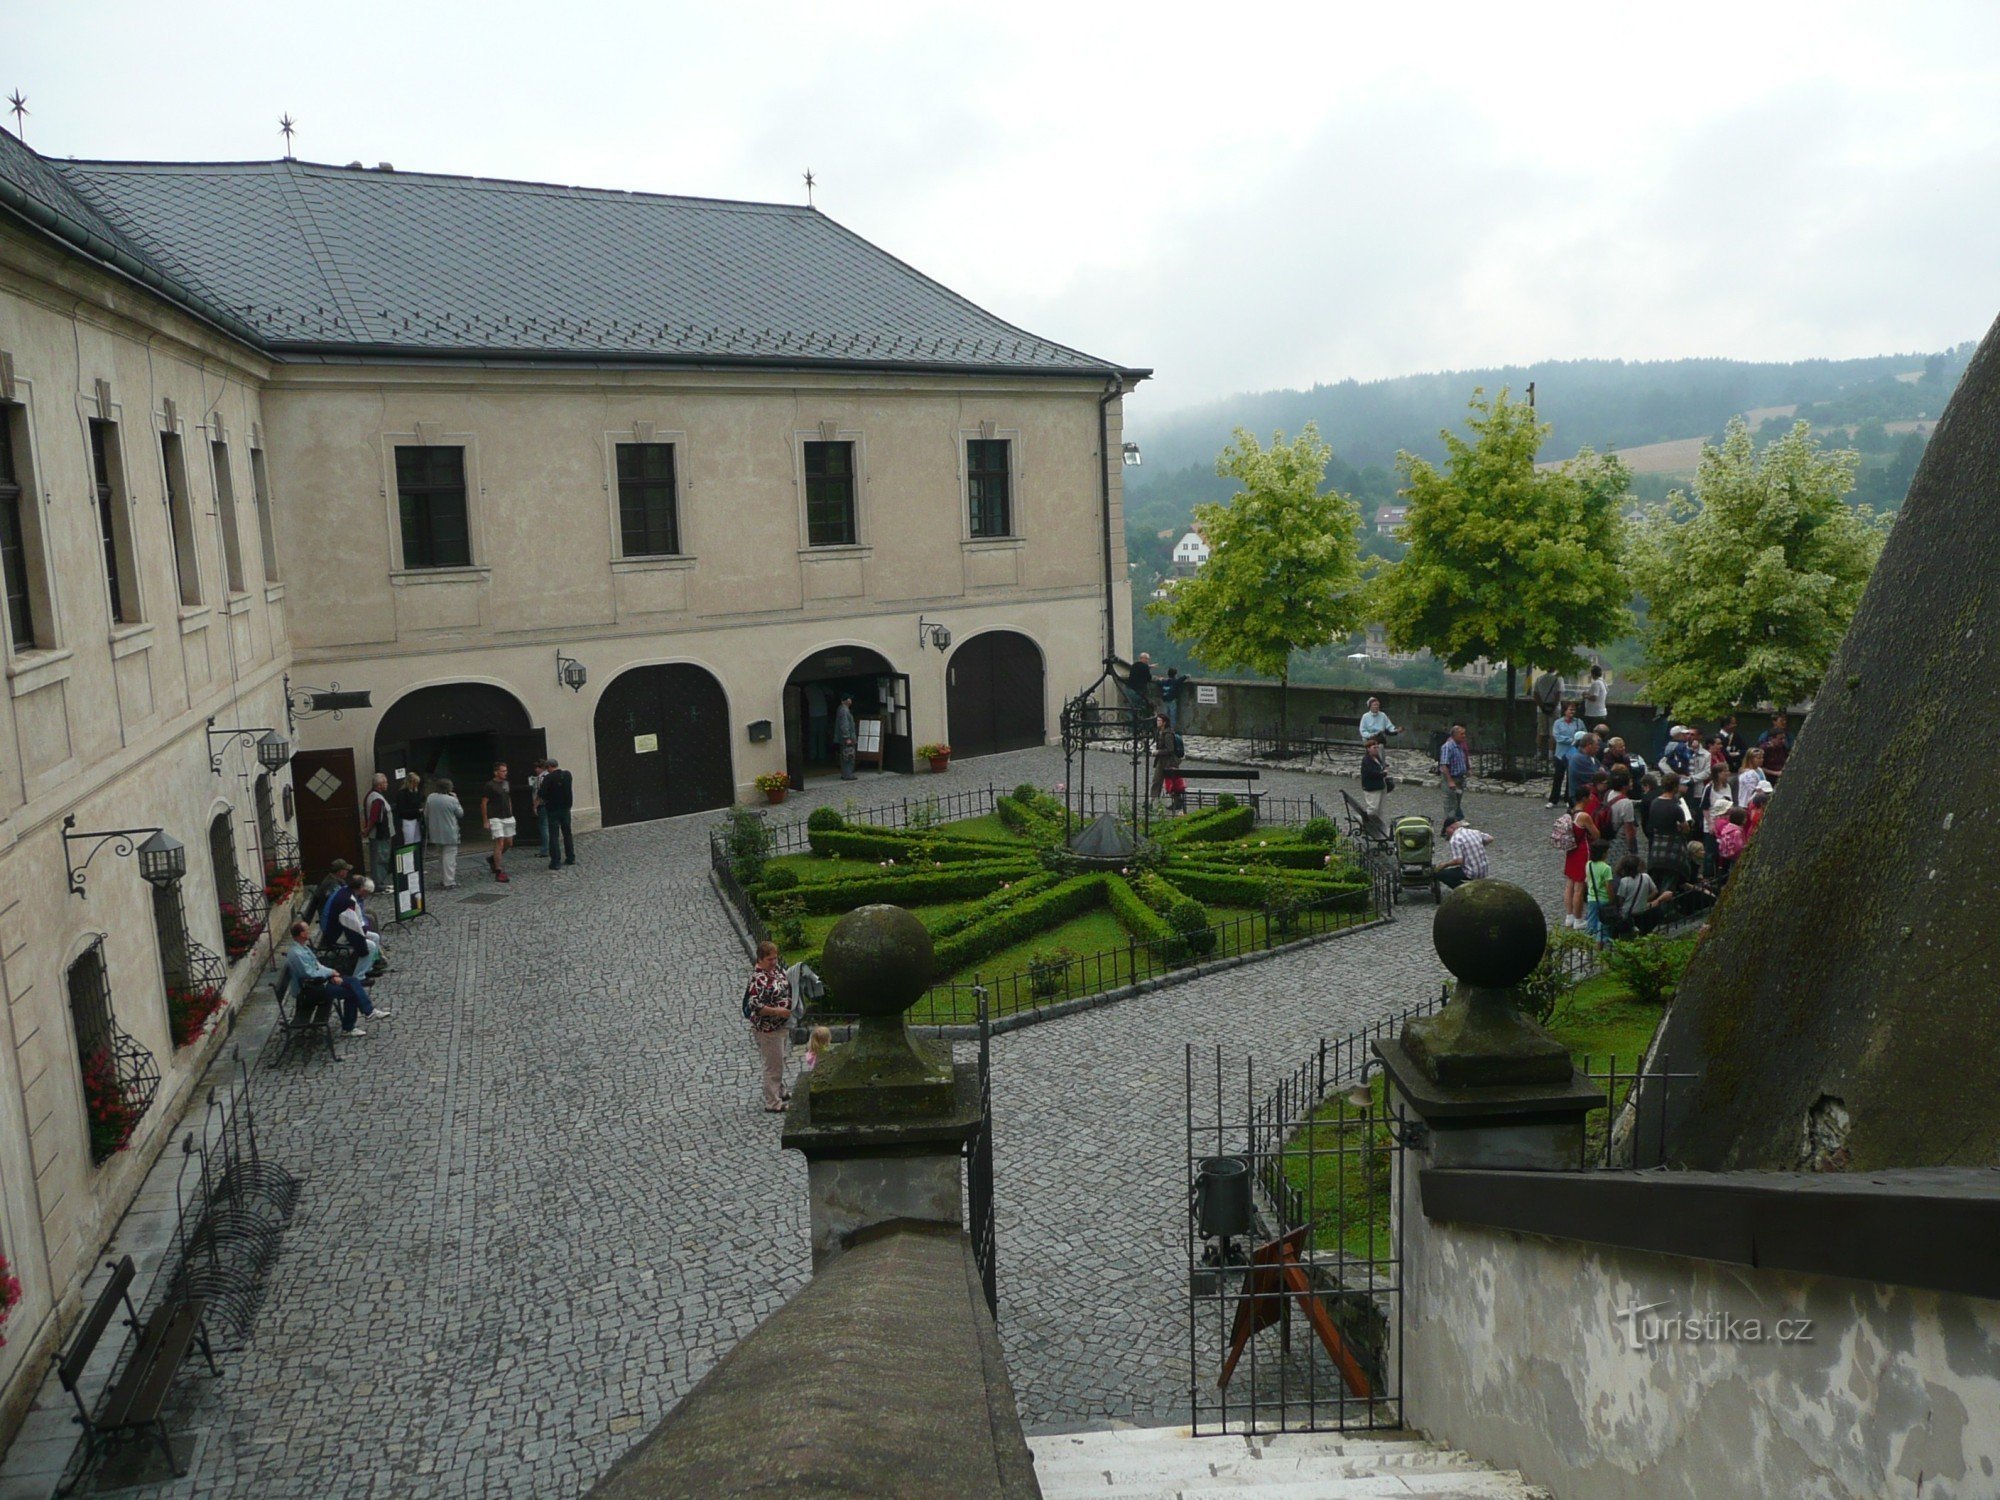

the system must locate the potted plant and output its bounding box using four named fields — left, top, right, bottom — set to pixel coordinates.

left=0, top=1250, right=20, bottom=1346
left=81, top=1046, right=143, bottom=1162
left=754, top=770, right=790, bottom=804
left=917, top=742, right=952, bottom=773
